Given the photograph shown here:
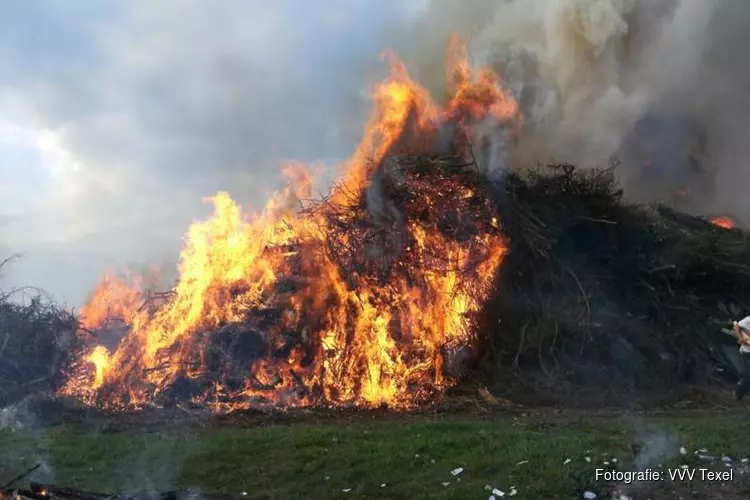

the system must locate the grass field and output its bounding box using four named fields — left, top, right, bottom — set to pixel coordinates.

left=1, top=410, right=749, bottom=499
